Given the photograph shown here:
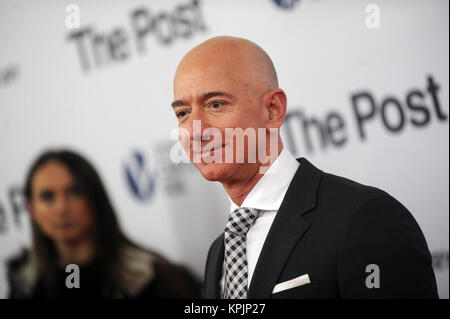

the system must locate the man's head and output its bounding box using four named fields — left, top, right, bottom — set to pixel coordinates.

left=172, top=36, right=287, bottom=184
